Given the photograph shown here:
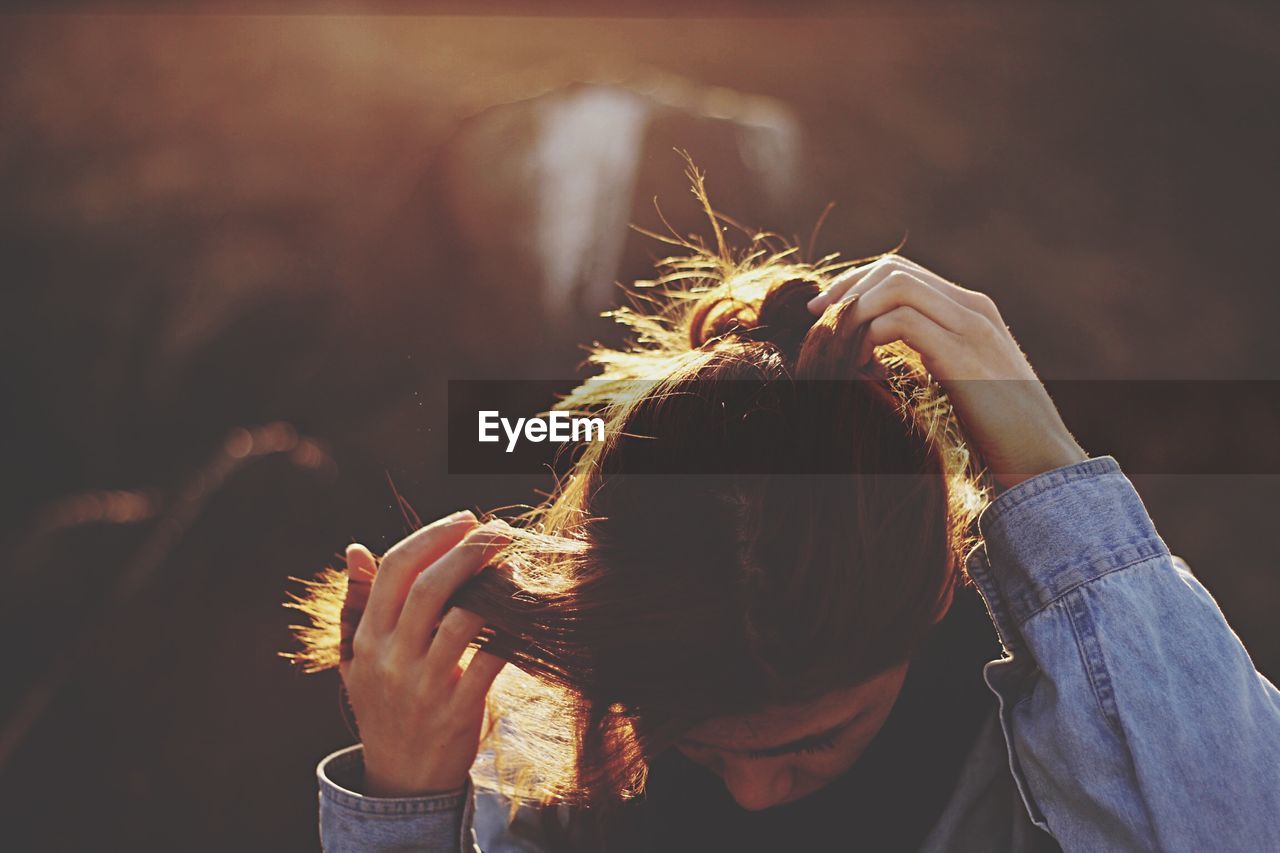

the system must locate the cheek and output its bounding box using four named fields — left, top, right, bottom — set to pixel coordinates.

left=675, top=744, right=723, bottom=775
left=795, top=721, right=889, bottom=782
